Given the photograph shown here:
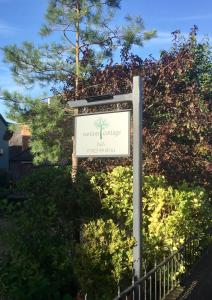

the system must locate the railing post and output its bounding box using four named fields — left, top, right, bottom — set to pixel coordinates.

left=132, top=76, right=143, bottom=286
